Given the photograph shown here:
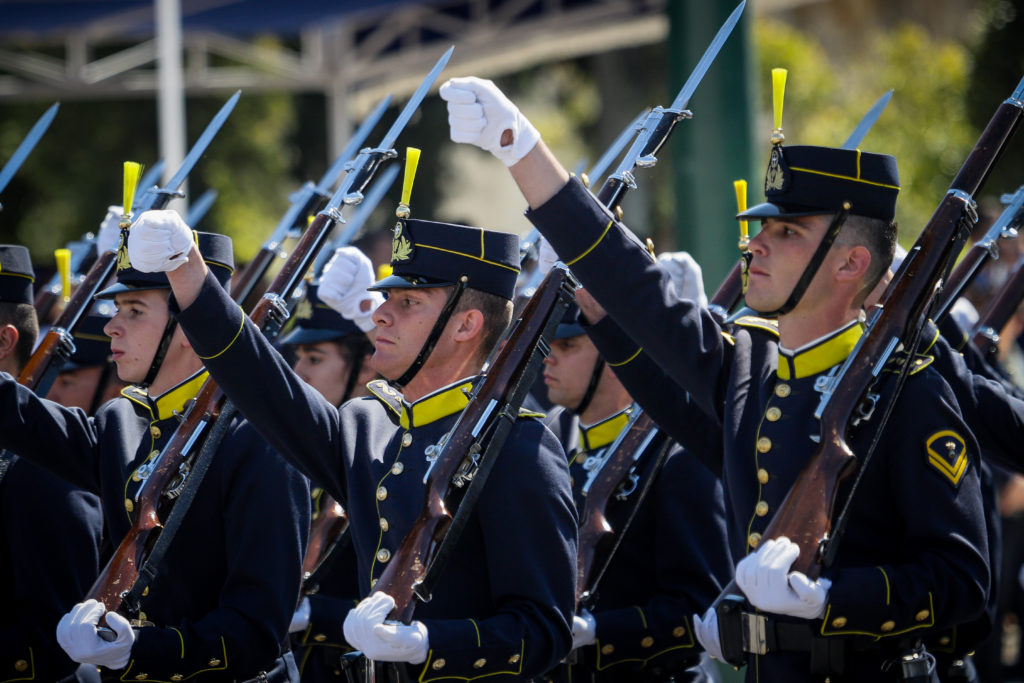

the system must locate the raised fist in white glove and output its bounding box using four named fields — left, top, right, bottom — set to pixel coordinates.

left=571, top=609, right=597, bottom=649
left=127, top=209, right=194, bottom=273
left=289, top=596, right=311, bottom=634
left=343, top=592, right=429, bottom=664
left=97, top=205, right=124, bottom=255
left=319, top=246, right=383, bottom=332
left=693, top=607, right=724, bottom=661
left=440, top=77, right=540, bottom=167
left=56, top=599, right=135, bottom=670
left=735, top=537, right=831, bottom=620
